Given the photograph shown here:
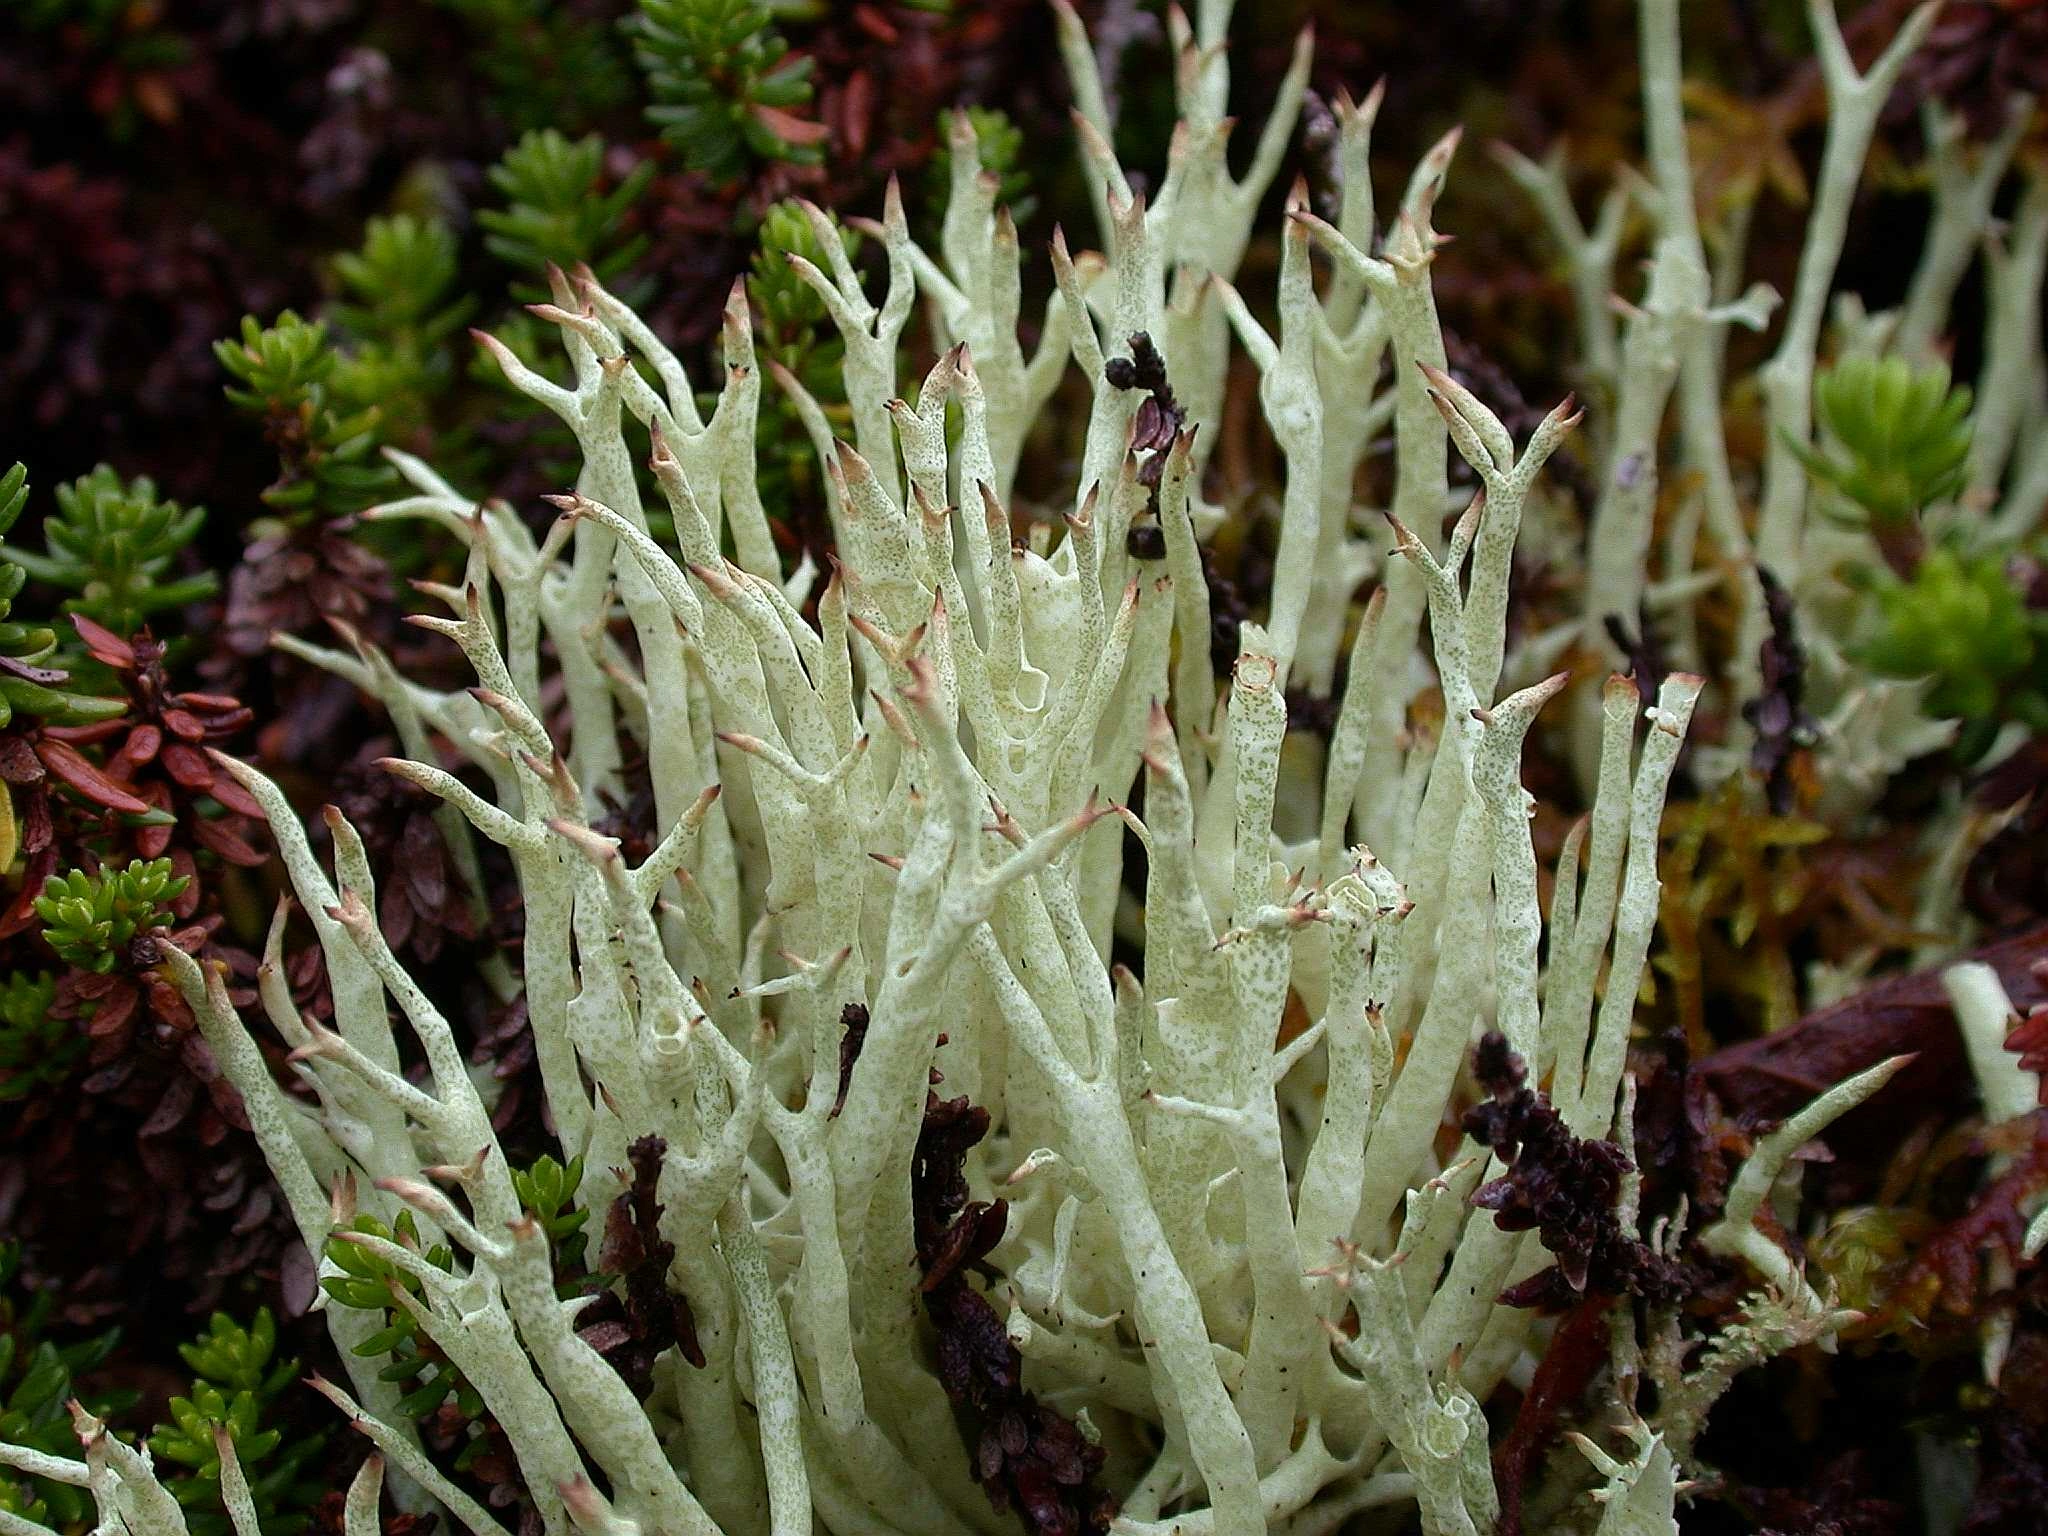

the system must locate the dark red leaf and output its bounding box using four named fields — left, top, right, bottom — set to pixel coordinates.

left=0, top=734, right=44, bottom=781
left=0, top=652, right=70, bottom=685
left=42, top=719, right=128, bottom=747
left=82, top=983, right=139, bottom=1039
left=67, top=613, right=136, bottom=669
left=117, top=722, right=164, bottom=767
left=189, top=815, right=268, bottom=867
left=208, top=769, right=264, bottom=819
left=575, top=1320, right=632, bottom=1353
left=137, top=815, right=173, bottom=860
left=34, top=737, right=151, bottom=814
left=161, top=707, right=209, bottom=741
left=1700, top=923, right=2048, bottom=1140
left=140, top=1072, right=199, bottom=1137
left=160, top=741, right=216, bottom=789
